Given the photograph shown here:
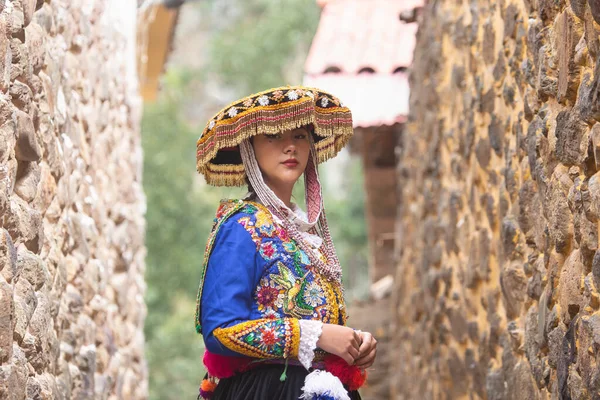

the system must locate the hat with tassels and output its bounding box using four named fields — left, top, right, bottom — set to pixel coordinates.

left=196, top=85, right=353, bottom=186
